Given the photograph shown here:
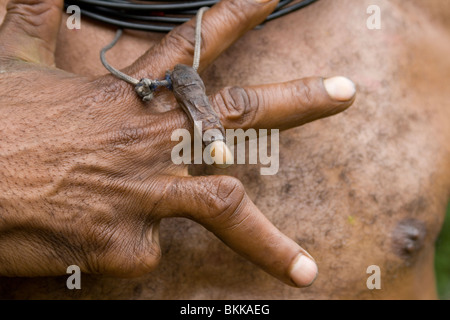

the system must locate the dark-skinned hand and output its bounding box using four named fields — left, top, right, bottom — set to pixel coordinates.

left=0, top=0, right=356, bottom=287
